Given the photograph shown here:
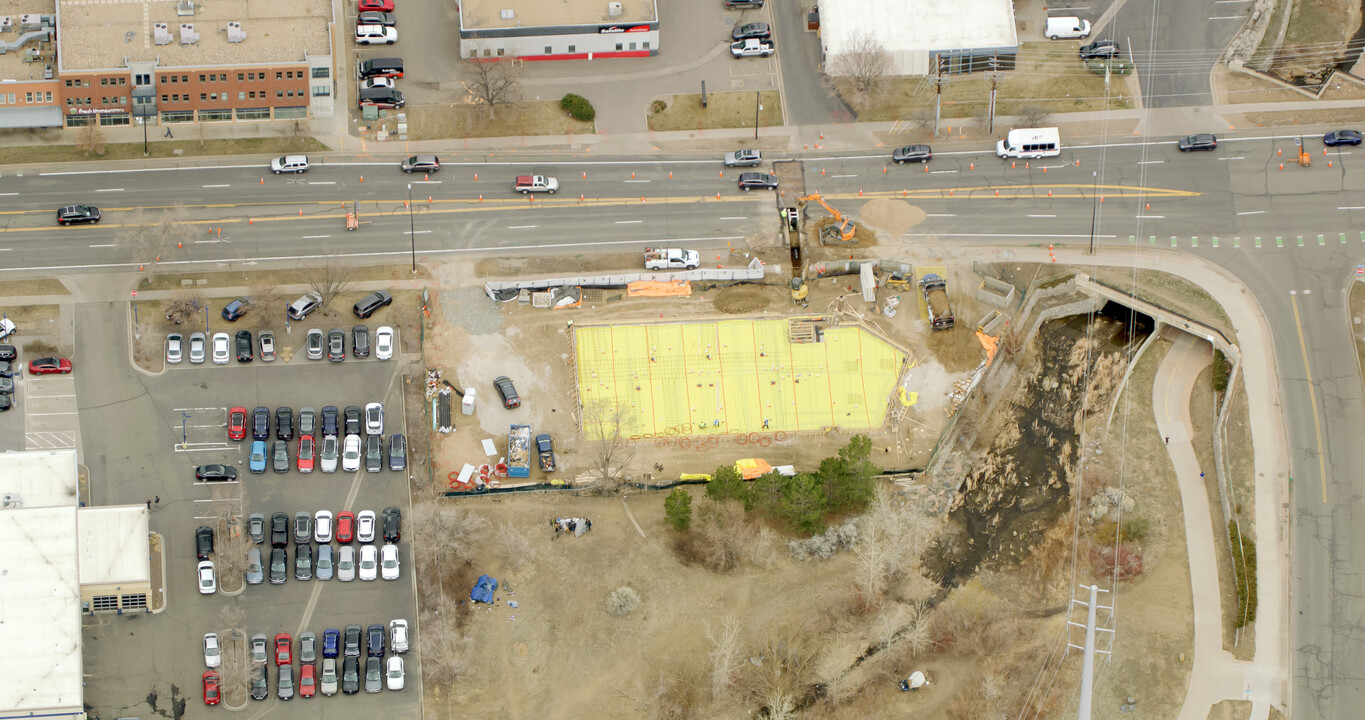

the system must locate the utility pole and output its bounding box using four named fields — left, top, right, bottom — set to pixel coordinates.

left=1068, top=584, right=1113, bottom=720
left=407, top=184, right=417, bottom=274
left=932, top=59, right=944, bottom=138
left=753, top=91, right=761, bottom=140
left=987, top=71, right=998, bottom=135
